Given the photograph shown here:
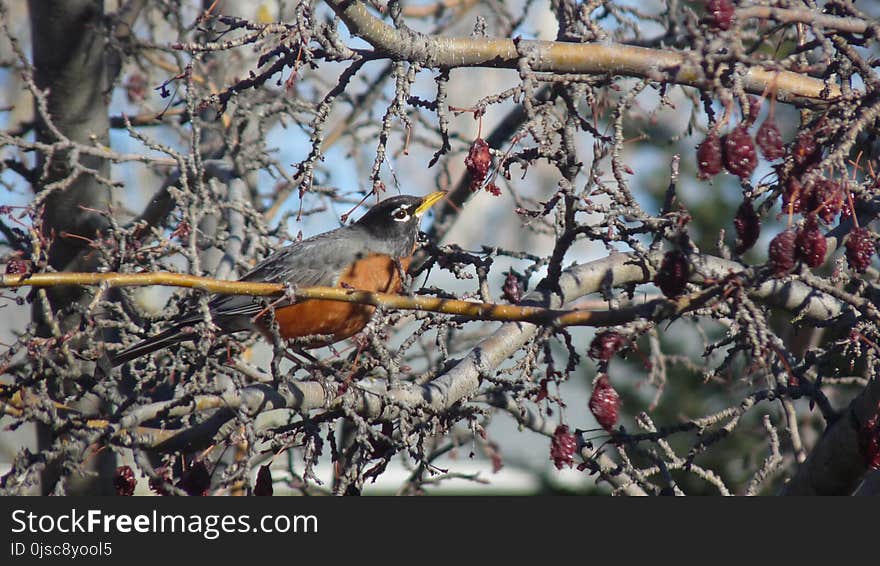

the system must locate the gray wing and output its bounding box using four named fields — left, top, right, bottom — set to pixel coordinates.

left=204, top=228, right=371, bottom=325
left=109, top=227, right=373, bottom=366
